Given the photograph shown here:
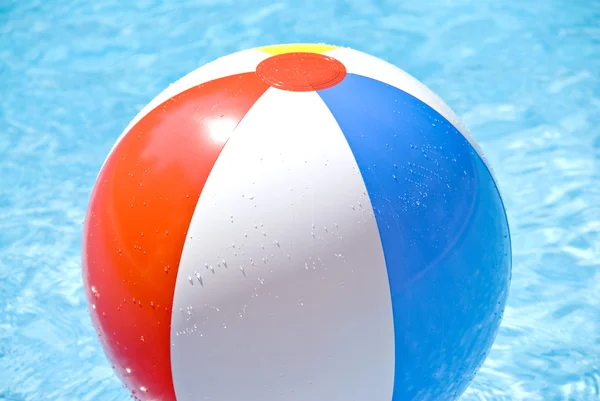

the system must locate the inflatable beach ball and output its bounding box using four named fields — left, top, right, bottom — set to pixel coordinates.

left=82, top=43, right=511, bottom=401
